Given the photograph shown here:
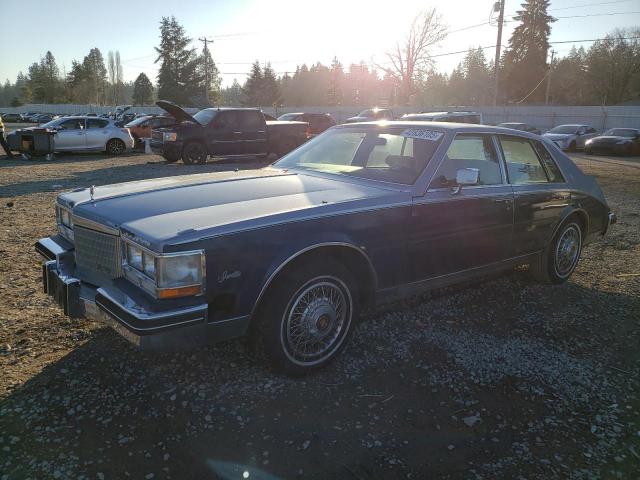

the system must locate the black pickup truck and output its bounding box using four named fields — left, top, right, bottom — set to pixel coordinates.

left=150, top=101, right=309, bottom=164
